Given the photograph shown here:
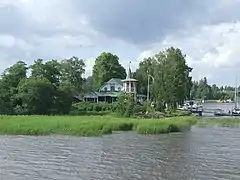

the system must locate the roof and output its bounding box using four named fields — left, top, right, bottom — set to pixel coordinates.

left=73, top=95, right=83, bottom=100
left=122, top=66, right=137, bottom=82
left=122, top=78, right=138, bottom=82
left=83, top=91, right=123, bottom=98
left=83, top=92, right=98, bottom=98
left=126, top=67, right=131, bottom=79
left=83, top=91, right=146, bottom=99
left=99, top=78, right=124, bottom=91
left=107, top=78, right=123, bottom=86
